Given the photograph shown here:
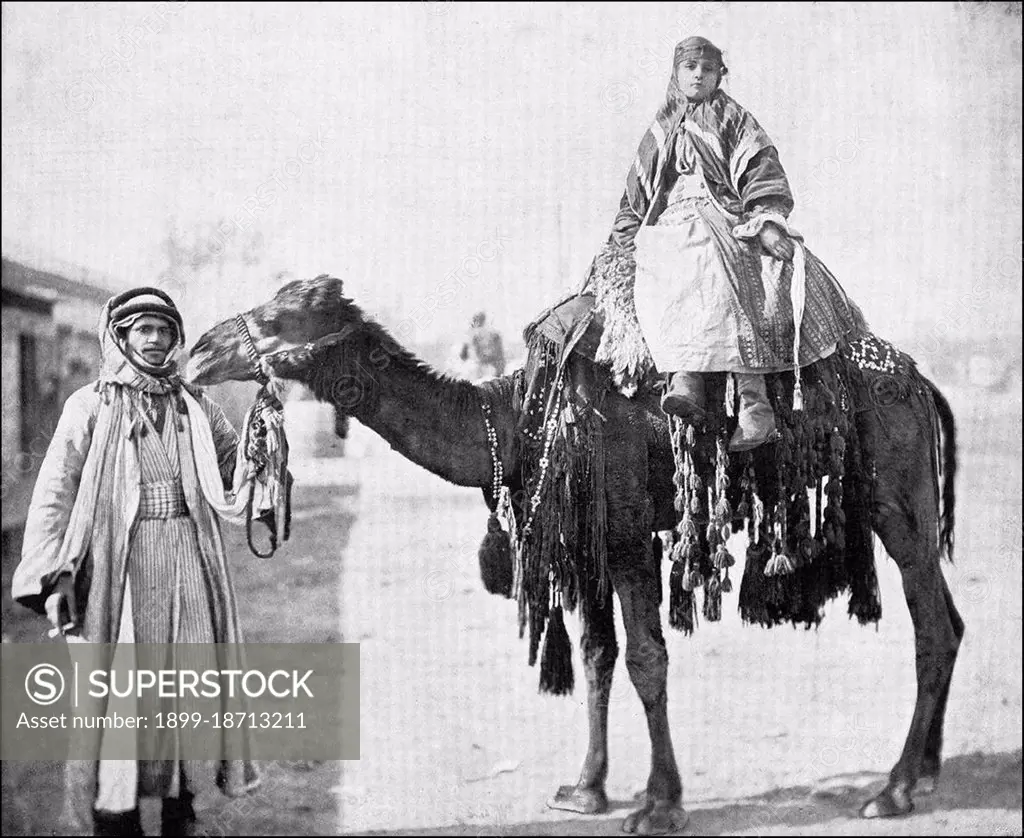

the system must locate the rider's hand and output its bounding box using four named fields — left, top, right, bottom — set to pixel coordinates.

left=44, top=573, right=78, bottom=636
left=759, top=222, right=795, bottom=262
